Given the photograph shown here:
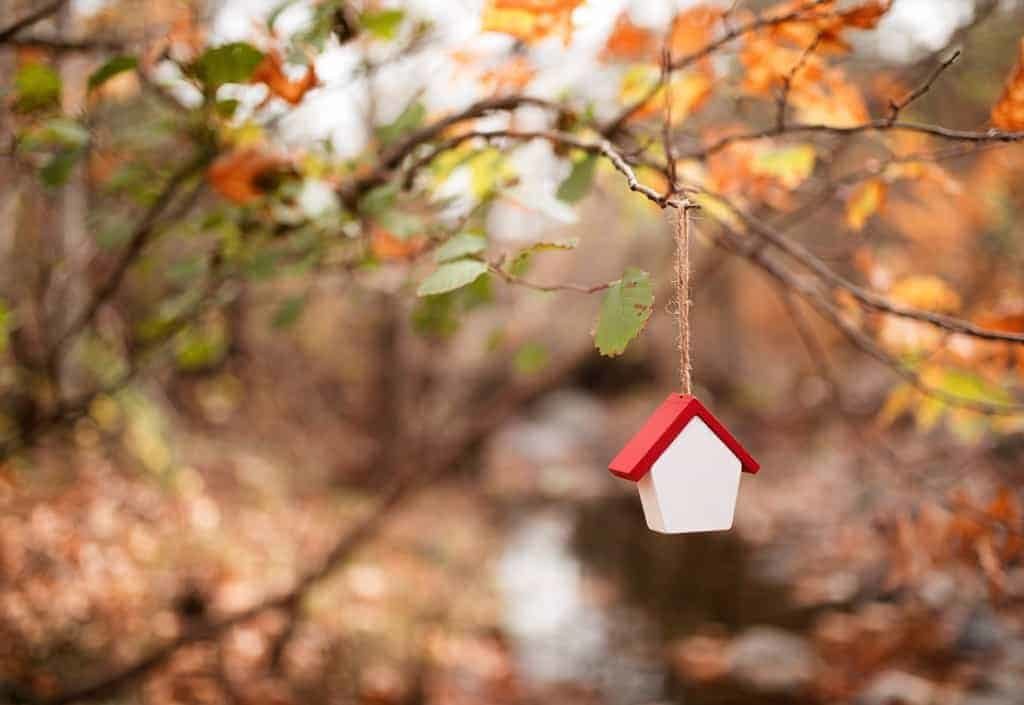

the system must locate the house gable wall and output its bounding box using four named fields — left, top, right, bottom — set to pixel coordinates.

left=643, top=417, right=742, bottom=533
